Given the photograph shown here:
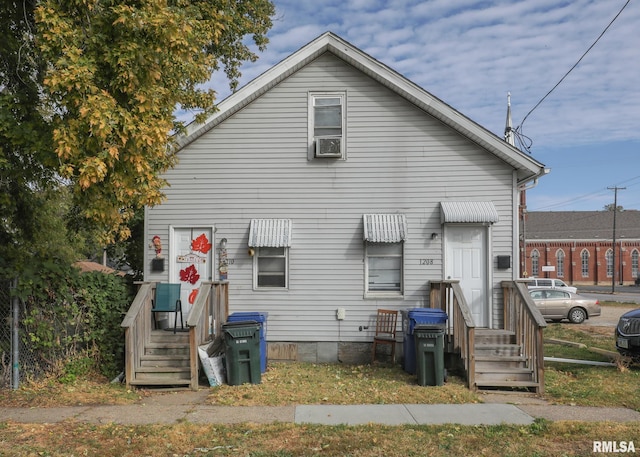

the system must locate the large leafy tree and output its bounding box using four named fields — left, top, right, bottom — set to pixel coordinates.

left=6, top=0, right=273, bottom=248
left=0, top=0, right=61, bottom=272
